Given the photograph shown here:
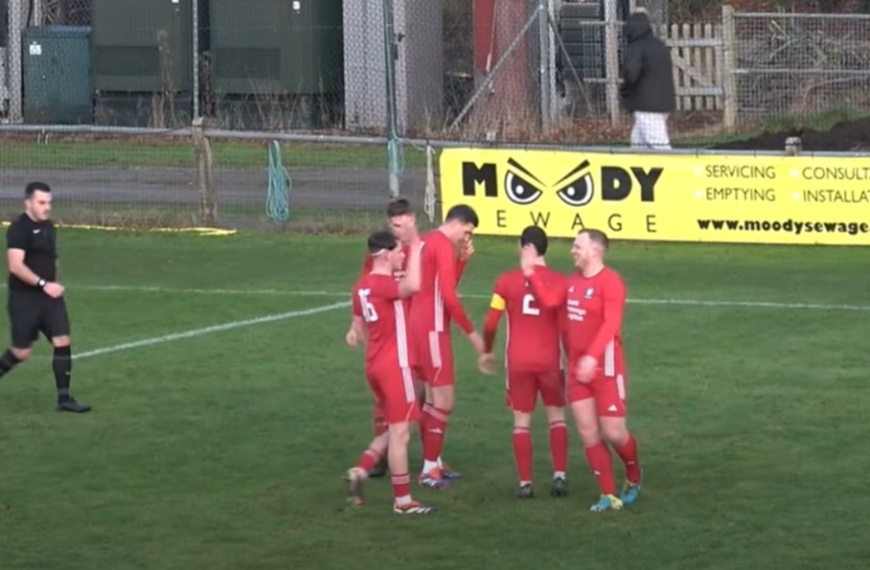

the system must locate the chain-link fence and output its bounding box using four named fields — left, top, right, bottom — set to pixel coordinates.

left=41, top=0, right=91, bottom=26
left=5, top=1, right=870, bottom=145
left=732, top=11, right=870, bottom=126
left=3, top=0, right=646, bottom=140
left=0, top=128, right=419, bottom=231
